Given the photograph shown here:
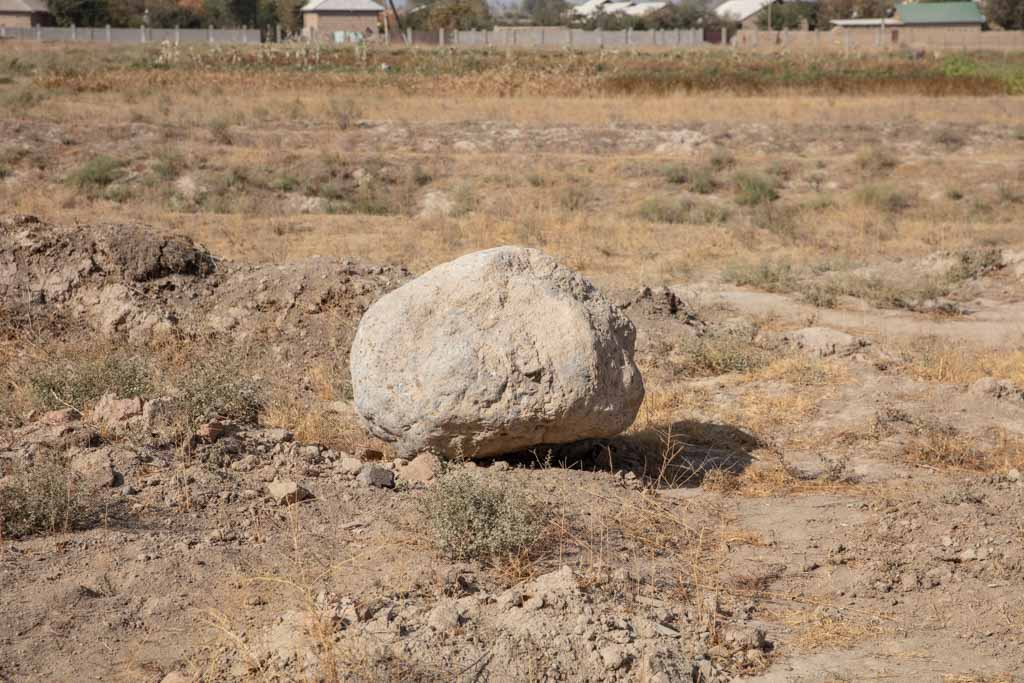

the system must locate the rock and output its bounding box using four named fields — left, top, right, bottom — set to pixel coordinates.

left=196, top=419, right=230, bottom=443
left=426, top=602, right=462, bottom=631
left=70, top=449, right=116, bottom=489
left=785, top=326, right=865, bottom=358
left=90, top=393, right=143, bottom=428
left=337, top=456, right=363, bottom=476
left=400, top=453, right=441, bottom=485
left=599, top=644, right=630, bottom=671
left=351, top=247, right=644, bottom=459
left=356, top=464, right=395, bottom=488
left=1008, top=468, right=1021, bottom=482
left=263, top=428, right=294, bottom=444
left=266, top=480, right=312, bottom=505
left=968, top=377, right=1022, bottom=400
left=160, top=673, right=191, bottom=683
left=141, top=397, right=176, bottom=434
left=41, top=409, right=80, bottom=425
